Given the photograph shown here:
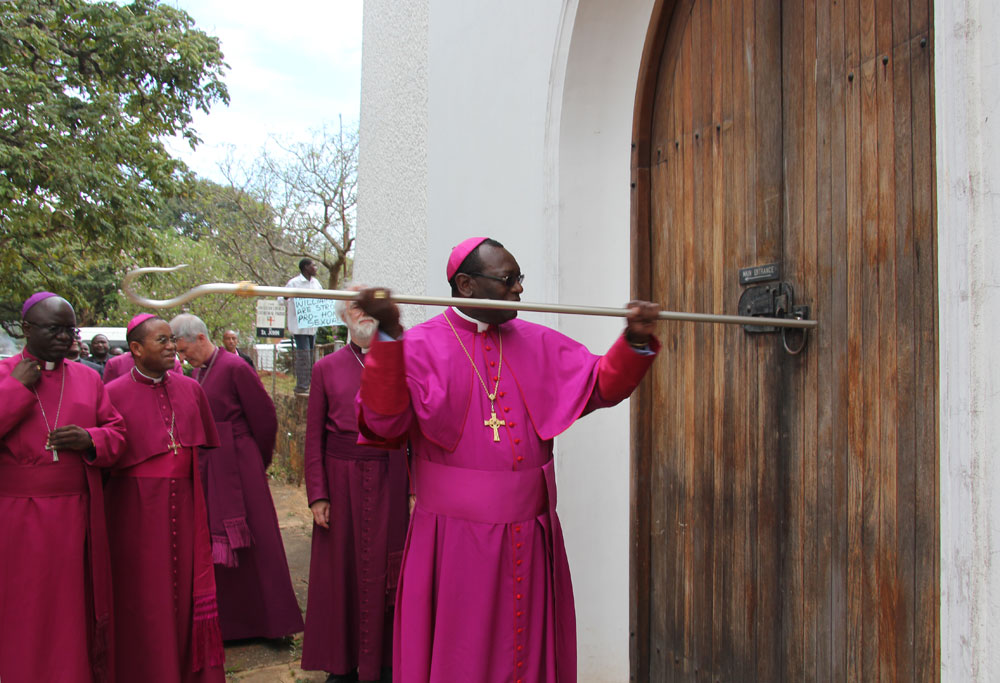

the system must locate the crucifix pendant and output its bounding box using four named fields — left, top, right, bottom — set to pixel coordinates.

left=167, top=438, right=180, bottom=455
left=484, top=410, right=506, bottom=442
left=45, top=443, right=58, bottom=462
